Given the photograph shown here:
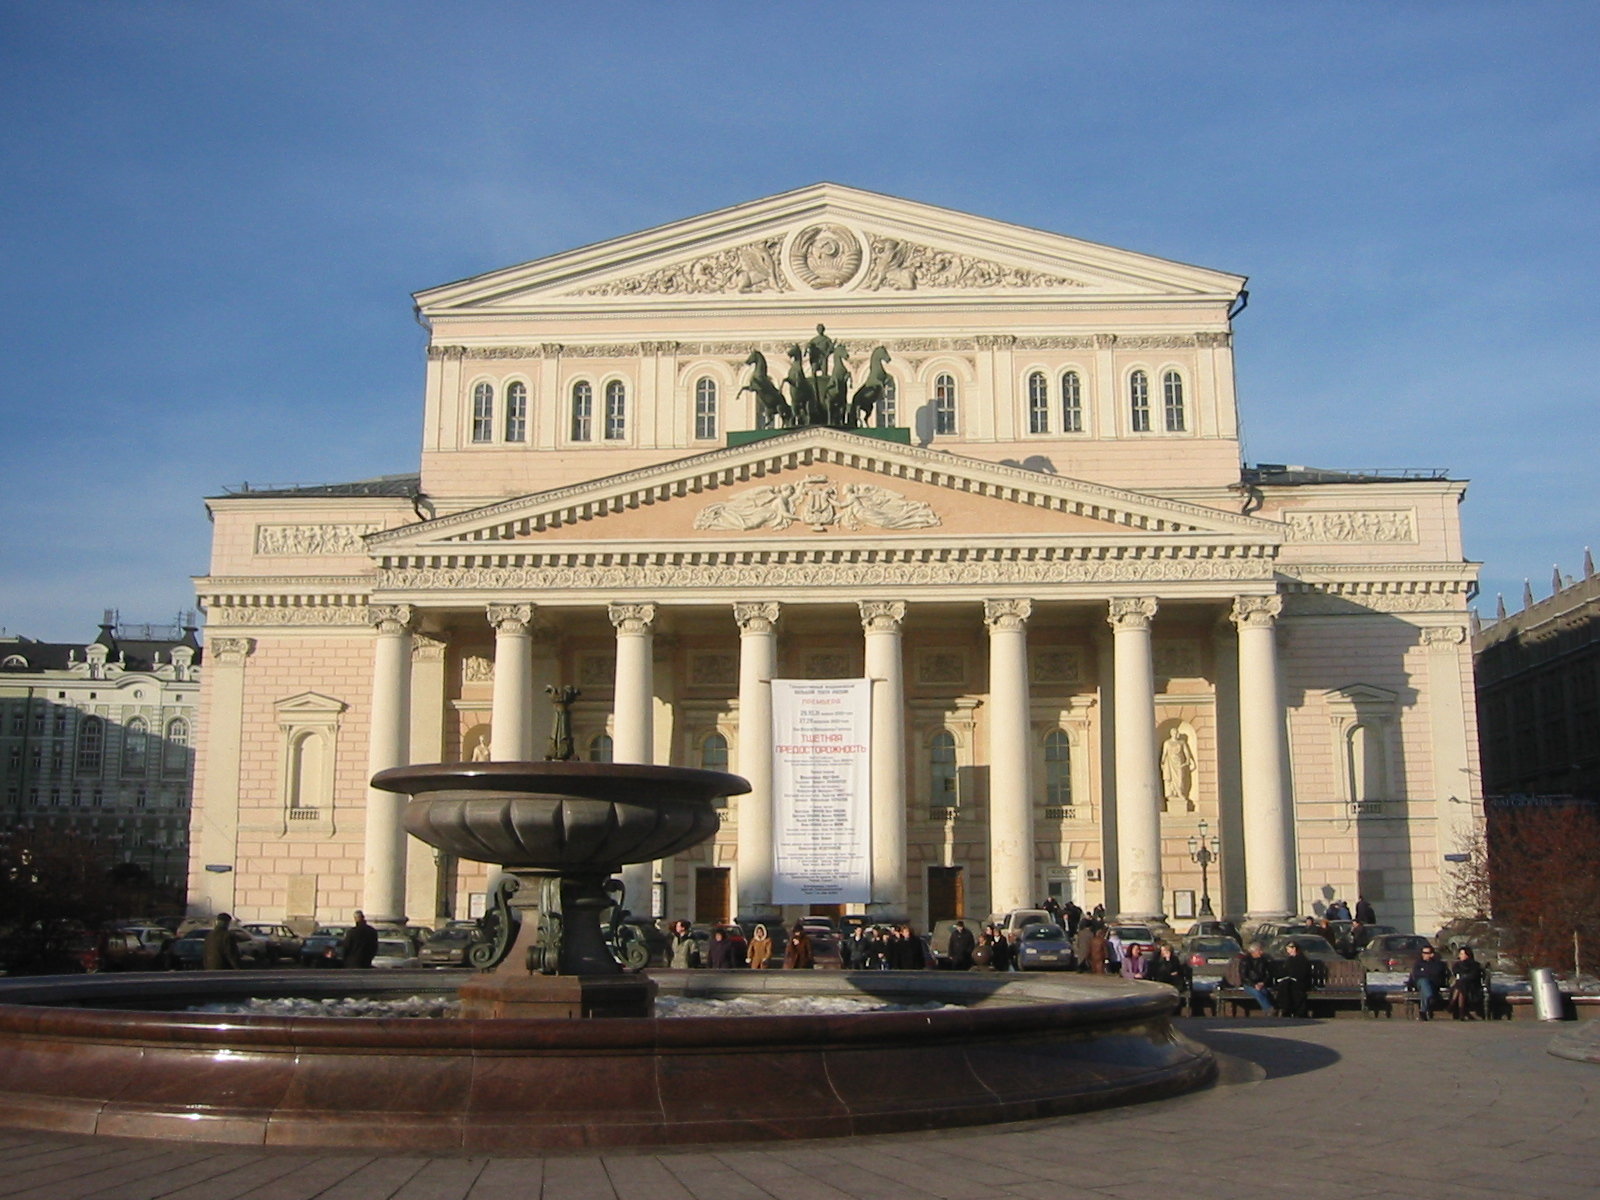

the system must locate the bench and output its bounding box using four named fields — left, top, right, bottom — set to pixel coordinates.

left=1396, top=969, right=1495, bottom=1020
left=1213, top=956, right=1376, bottom=1017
